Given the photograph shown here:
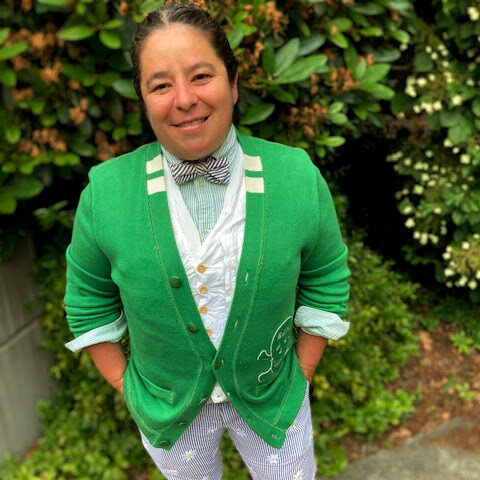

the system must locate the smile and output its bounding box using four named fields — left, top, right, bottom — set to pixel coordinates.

left=174, top=117, right=208, bottom=128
